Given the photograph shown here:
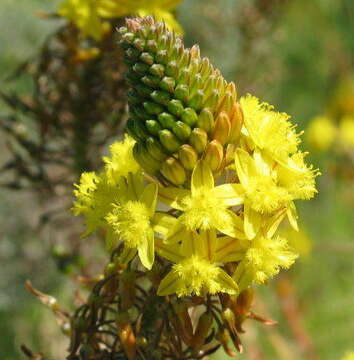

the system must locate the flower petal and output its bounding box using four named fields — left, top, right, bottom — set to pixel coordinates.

left=155, top=238, right=183, bottom=263
left=213, top=183, right=245, bottom=207
left=287, top=201, right=299, bottom=231
left=215, top=210, right=246, bottom=239
left=140, top=183, right=158, bottom=216
left=216, top=269, right=239, bottom=295
left=158, top=186, right=189, bottom=211
left=138, top=228, right=155, bottom=270
left=235, top=148, right=256, bottom=187
left=191, top=160, right=214, bottom=194
left=152, top=212, right=178, bottom=236
left=244, top=203, right=261, bottom=240
left=157, top=270, right=181, bottom=296
left=214, top=237, right=248, bottom=263
left=264, top=208, right=287, bottom=238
